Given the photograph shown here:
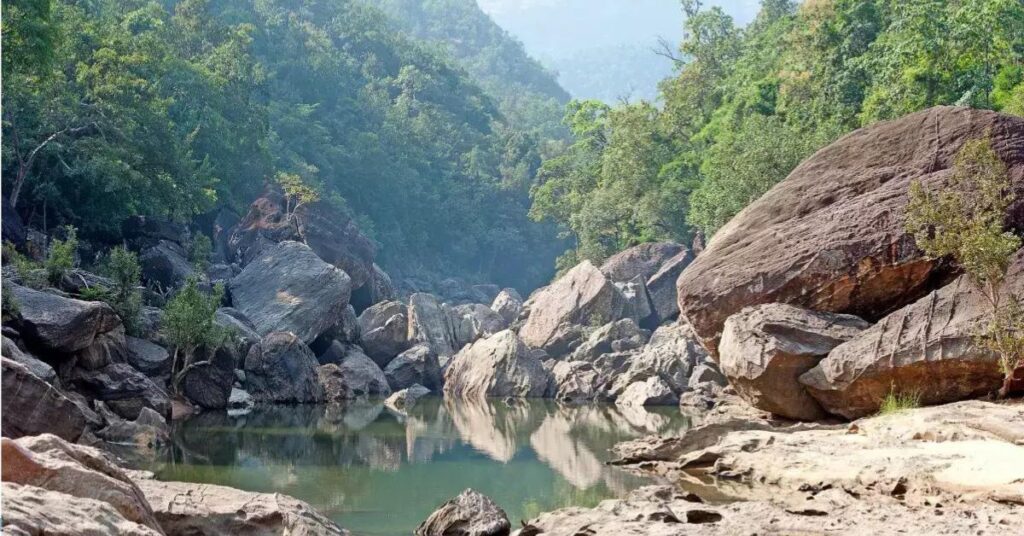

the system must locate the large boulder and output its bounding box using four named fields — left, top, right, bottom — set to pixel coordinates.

left=125, top=336, right=171, bottom=377
left=384, top=384, right=431, bottom=412
left=444, top=330, right=552, bottom=399
left=2, top=335, right=56, bottom=383
left=2, top=482, right=161, bottom=536
left=133, top=477, right=348, bottom=535
left=801, top=262, right=1019, bottom=419
left=180, top=345, right=237, bottom=409
left=550, top=360, right=605, bottom=402
left=599, top=242, right=687, bottom=282
left=616, top=376, right=679, bottom=407
left=407, top=293, right=458, bottom=356
left=645, top=249, right=694, bottom=324
left=243, top=332, right=324, bottom=404
left=449, top=303, right=509, bottom=349
left=490, top=288, right=523, bottom=325
left=415, top=489, right=510, bottom=536
left=228, top=187, right=375, bottom=289
left=609, top=322, right=707, bottom=396
left=383, top=344, right=443, bottom=391
left=1, top=358, right=86, bottom=441
left=519, top=261, right=629, bottom=353
left=9, top=284, right=120, bottom=354
left=74, top=325, right=130, bottom=371
left=676, top=107, right=1024, bottom=352
left=67, top=363, right=171, bottom=420
left=350, top=263, right=396, bottom=312
left=229, top=240, right=352, bottom=344
left=719, top=303, right=869, bottom=421
left=1, top=434, right=163, bottom=533
left=571, top=318, right=648, bottom=361
left=358, top=300, right=411, bottom=365
left=139, top=240, right=195, bottom=291
left=318, top=348, right=391, bottom=402
left=615, top=275, right=654, bottom=327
